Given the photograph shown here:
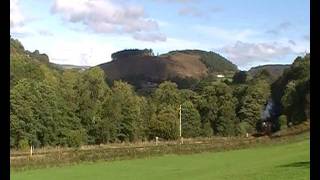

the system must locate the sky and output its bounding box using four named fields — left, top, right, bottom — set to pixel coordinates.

left=10, top=0, right=310, bottom=70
